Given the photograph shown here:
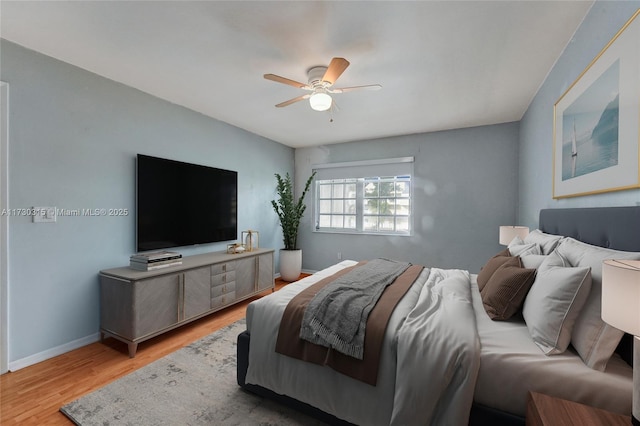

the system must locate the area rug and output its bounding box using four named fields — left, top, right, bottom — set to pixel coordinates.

left=60, top=319, right=326, bottom=425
